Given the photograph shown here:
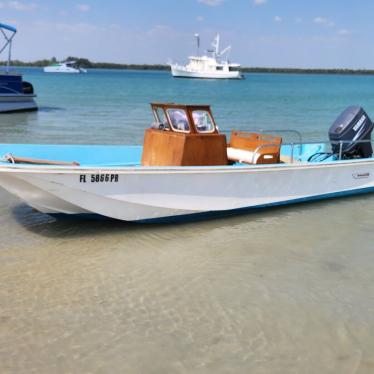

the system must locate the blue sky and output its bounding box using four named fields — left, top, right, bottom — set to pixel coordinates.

left=1, top=0, right=373, bottom=68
